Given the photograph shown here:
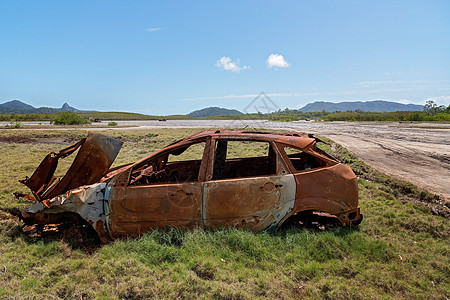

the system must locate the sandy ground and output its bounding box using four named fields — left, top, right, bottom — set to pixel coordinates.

left=10, top=120, right=450, bottom=202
